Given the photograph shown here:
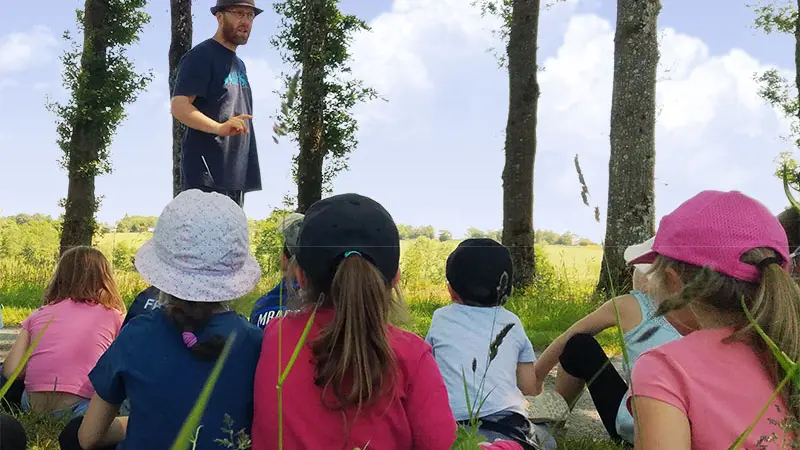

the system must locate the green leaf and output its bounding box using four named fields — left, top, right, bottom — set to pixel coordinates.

left=170, top=332, right=237, bottom=450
